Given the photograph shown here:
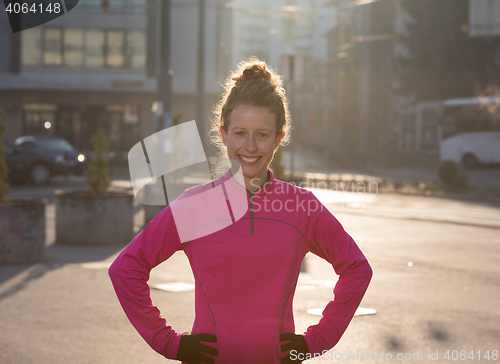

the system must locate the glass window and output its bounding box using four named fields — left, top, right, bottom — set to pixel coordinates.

left=85, top=29, right=105, bottom=68
left=126, top=30, right=146, bottom=70
left=44, top=28, right=62, bottom=66
left=36, top=139, right=75, bottom=152
left=21, top=28, right=42, bottom=67
left=64, top=28, right=84, bottom=67
left=127, top=0, right=145, bottom=13
left=106, top=30, right=125, bottom=68
left=109, top=0, right=126, bottom=12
